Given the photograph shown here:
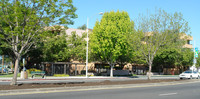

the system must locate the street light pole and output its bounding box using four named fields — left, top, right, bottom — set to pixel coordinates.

left=86, top=12, right=103, bottom=78
left=86, top=17, right=89, bottom=78
left=193, top=41, right=195, bottom=67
